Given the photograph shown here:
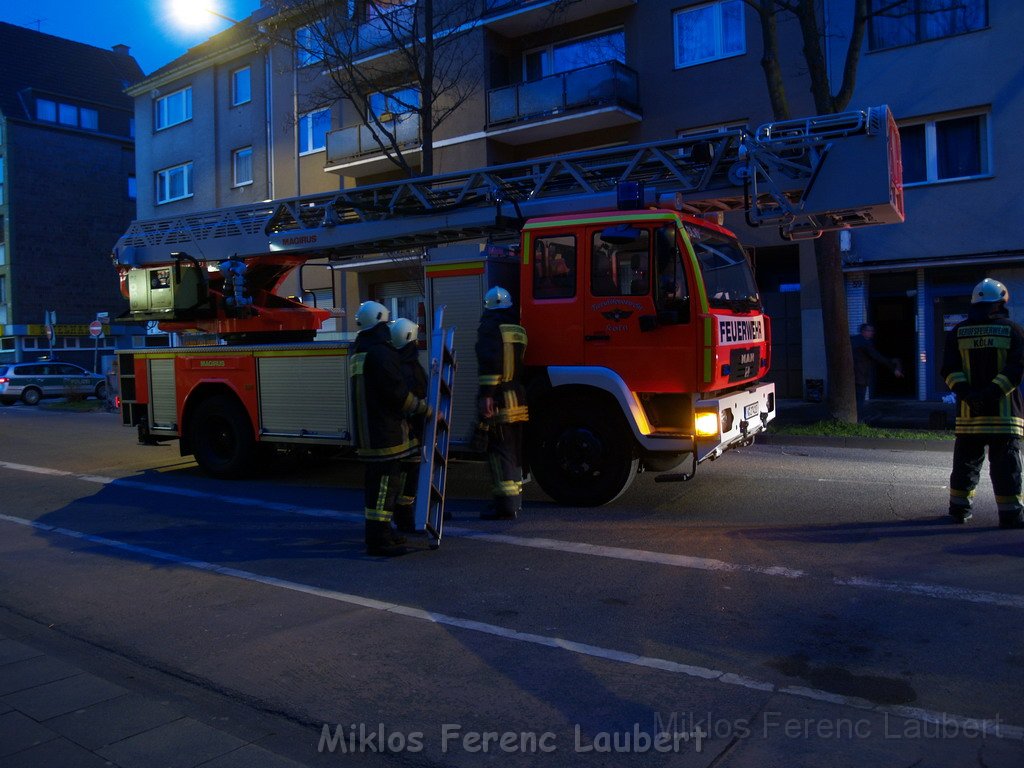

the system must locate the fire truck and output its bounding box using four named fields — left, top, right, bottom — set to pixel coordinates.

left=113, top=105, right=903, bottom=507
